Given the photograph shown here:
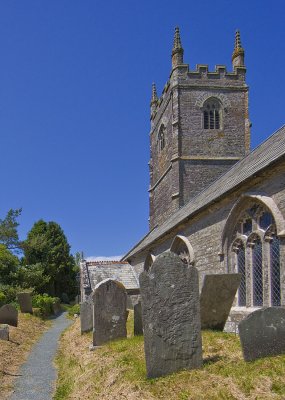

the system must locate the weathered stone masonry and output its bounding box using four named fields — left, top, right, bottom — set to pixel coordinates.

left=123, top=28, right=285, bottom=326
